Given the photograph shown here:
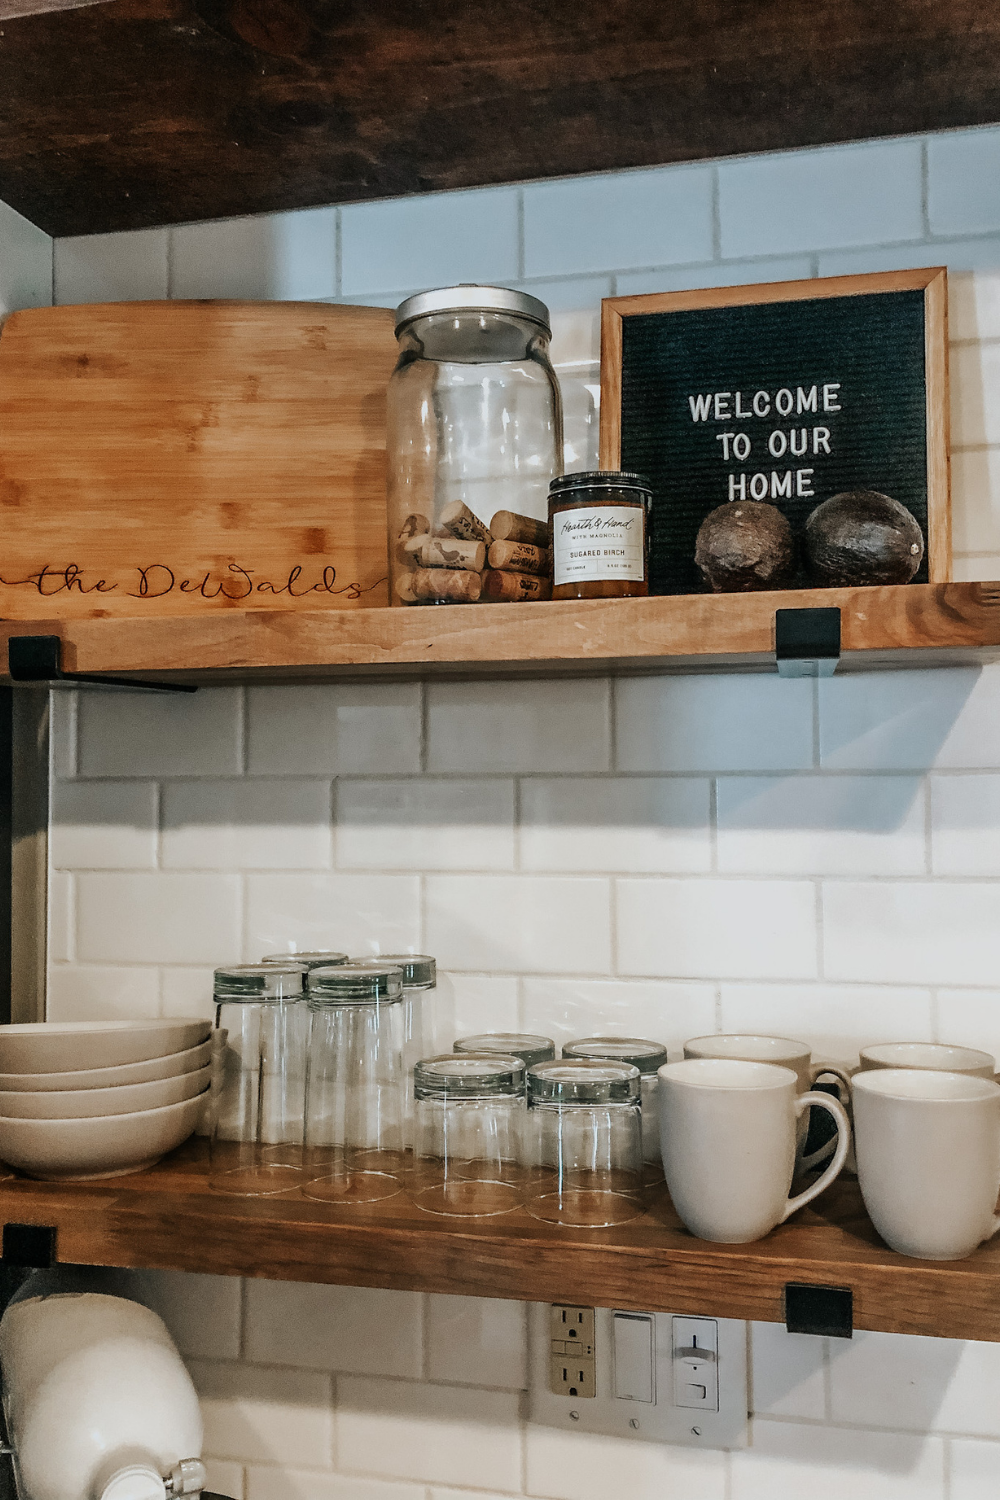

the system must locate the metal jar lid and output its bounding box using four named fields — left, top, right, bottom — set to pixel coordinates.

left=549, top=470, right=652, bottom=497
left=262, top=951, right=348, bottom=971
left=527, top=1057, right=641, bottom=1105
left=350, top=954, right=437, bottom=989
left=214, top=964, right=305, bottom=1002
left=455, top=1033, right=555, bottom=1069
left=562, top=1036, right=668, bottom=1076
left=395, top=284, right=551, bottom=336
left=307, top=964, right=403, bottom=1004
left=414, top=1052, right=526, bottom=1100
